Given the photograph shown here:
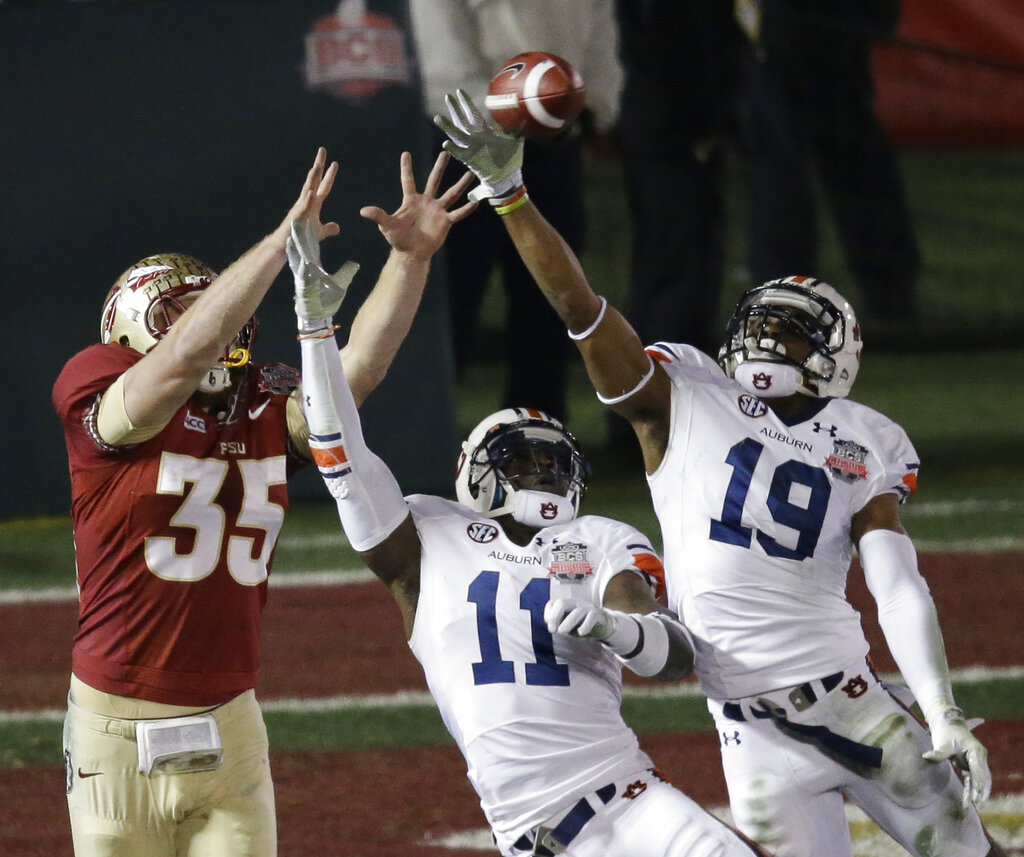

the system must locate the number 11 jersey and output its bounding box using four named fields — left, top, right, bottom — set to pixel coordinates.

left=405, top=494, right=664, bottom=844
